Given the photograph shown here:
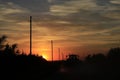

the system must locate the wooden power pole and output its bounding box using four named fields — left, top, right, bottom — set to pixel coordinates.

left=58, top=48, right=60, bottom=60
left=51, top=40, right=53, bottom=61
left=30, top=16, right=32, bottom=55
